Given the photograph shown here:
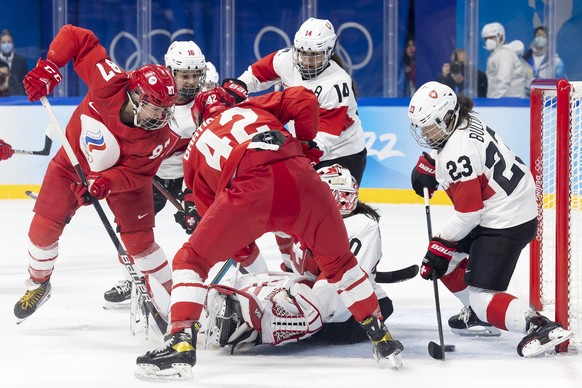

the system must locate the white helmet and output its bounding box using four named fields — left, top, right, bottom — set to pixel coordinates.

left=293, top=18, right=337, bottom=79
left=204, top=61, right=220, bottom=91
left=481, top=22, right=505, bottom=44
left=408, top=81, right=459, bottom=149
left=317, top=164, right=358, bottom=215
left=164, top=41, right=206, bottom=99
